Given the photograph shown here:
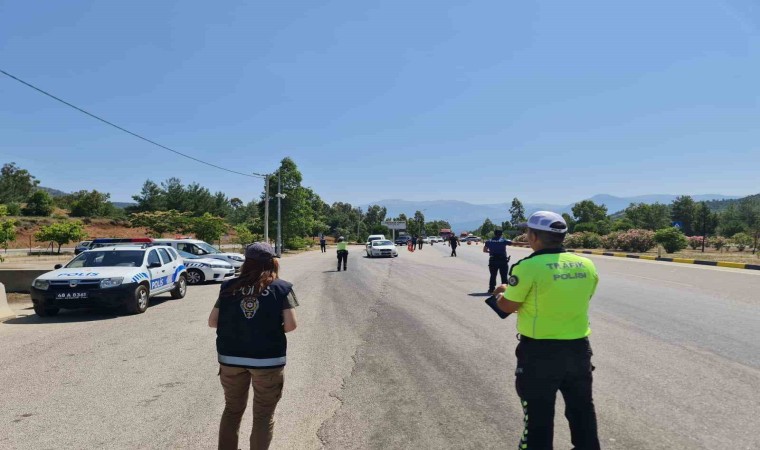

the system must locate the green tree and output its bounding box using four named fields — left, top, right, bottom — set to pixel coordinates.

left=413, top=210, right=426, bottom=235
left=509, top=198, right=526, bottom=228
left=22, top=190, right=54, bottom=216
left=5, top=202, right=21, bottom=216
left=561, top=213, right=577, bottom=233
left=670, top=195, right=697, bottom=235
left=736, top=198, right=760, bottom=253
left=478, top=218, right=496, bottom=237
left=572, top=200, right=608, bottom=224
left=35, top=221, right=86, bottom=253
left=0, top=219, right=17, bottom=252
left=69, top=190, right=112, bottom=217
left=624, top=202, right=671, bottom=230
left=131, top=180, right=165, bottom=212
left=233, top=223, right=255, bottom=247
left=732, top=232, right=752, bottom=251
left=129, top=210, right=190, bottom=237
left=694, top=201, right=719, bottom=237
left=0, top=205, right=7, bottom=217
left=654, top=227, right=688, bottom=254
left=611, top=218, right=634, bottom=231
left=0, top=163, right=40, bottom=203
left=191, top=213, right=228, bottom=243
left=162, top=177, right=187, bottom=211
left=717, top=204, right=746, bottom=237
